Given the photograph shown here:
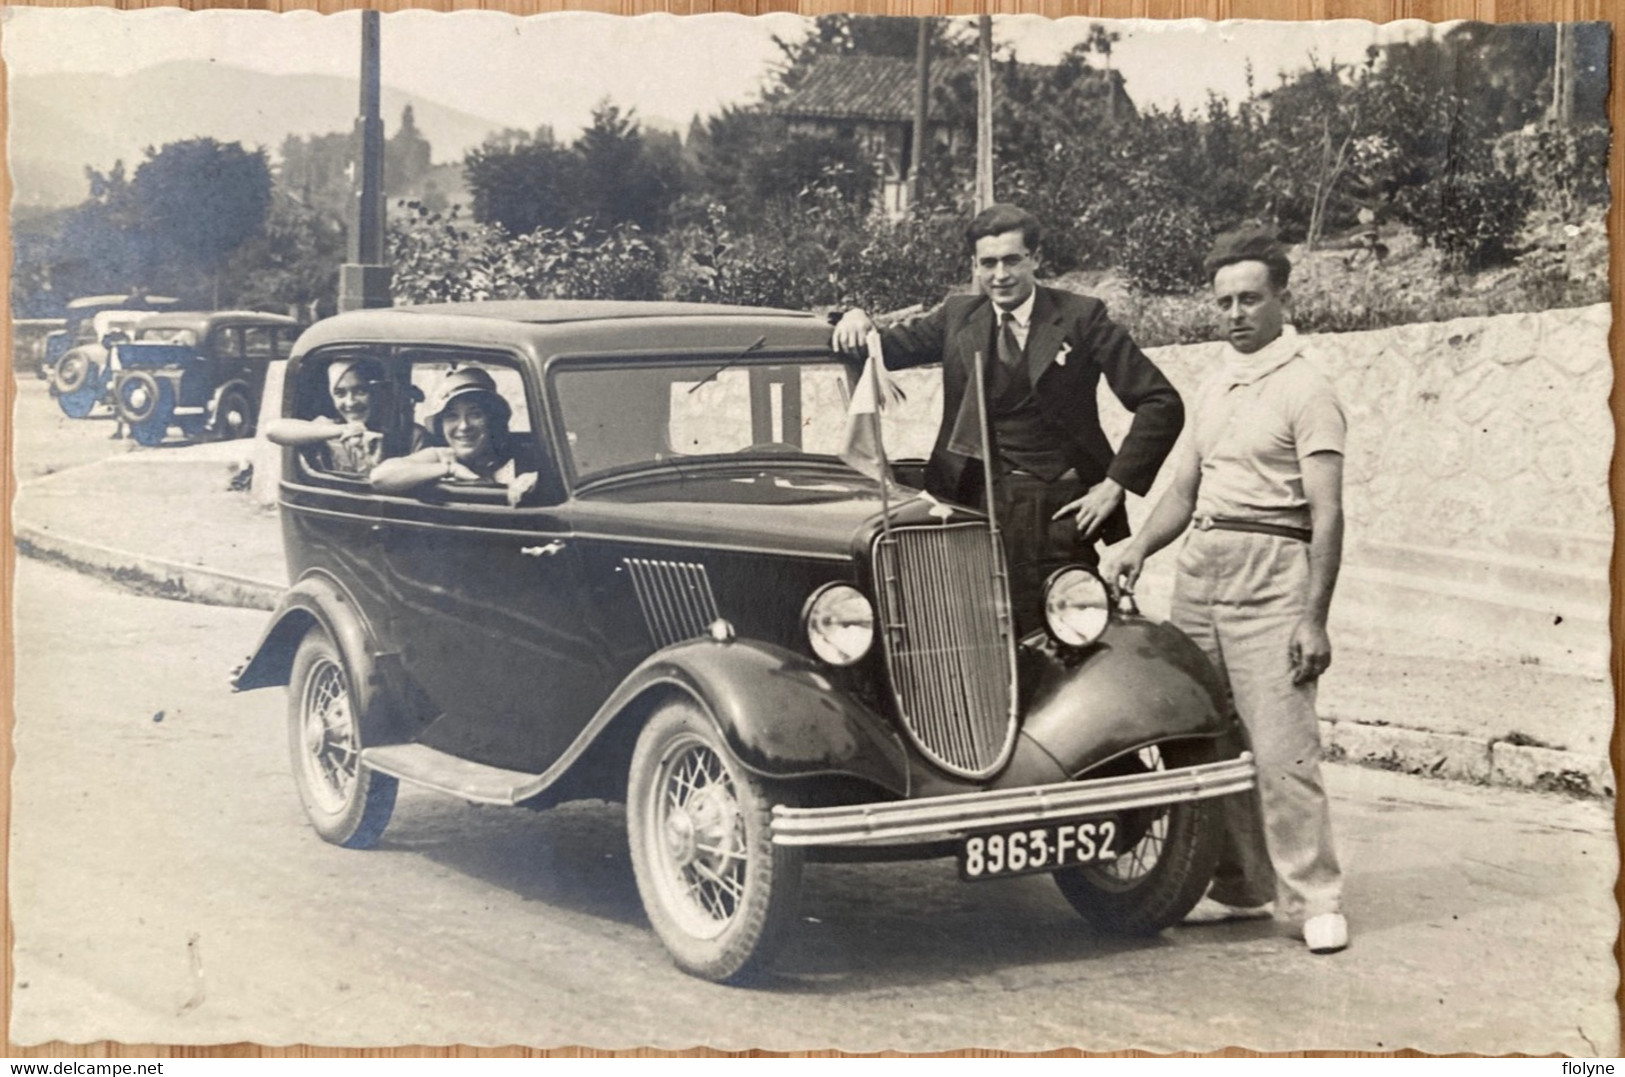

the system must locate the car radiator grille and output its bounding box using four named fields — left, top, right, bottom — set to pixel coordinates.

left=623, top=558, right=720, bottom=649
left=872, top=524, right=1018, bottom=779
